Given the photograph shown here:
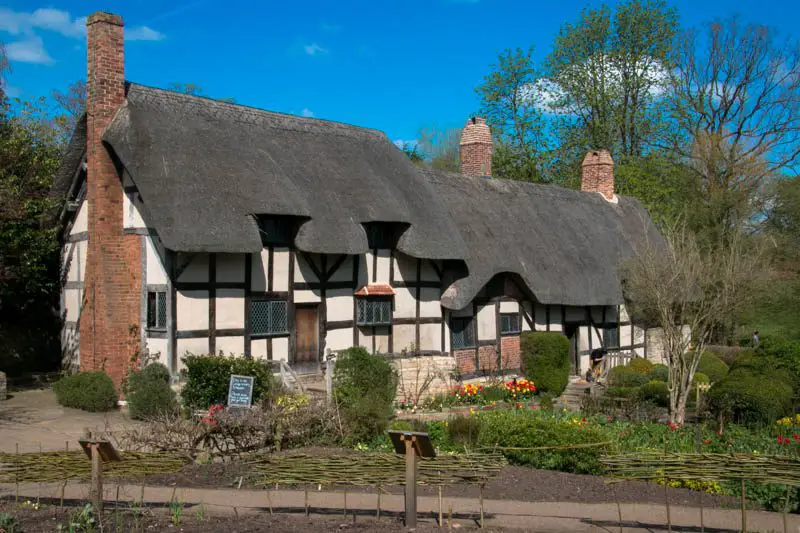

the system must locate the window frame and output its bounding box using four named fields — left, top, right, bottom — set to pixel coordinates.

left=450, top=316, right=476, bottom=350
left=499, top=313, right=521, bottom=336
left=250, top=297, right=290, bottom=338
left=146, top=291, right=167, bottom=330
left=356, top=297, right=393, bottom=327
left=603, top=325, right=620, bottom=350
